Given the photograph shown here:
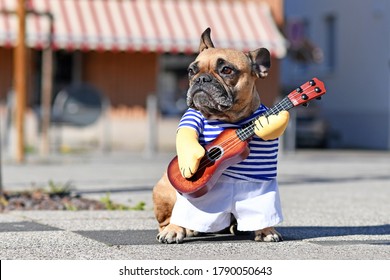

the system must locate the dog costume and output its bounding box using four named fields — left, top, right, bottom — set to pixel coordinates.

left=170, top=105, right=285, bottom=232
left=154, top=28, right=290, bottom=244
